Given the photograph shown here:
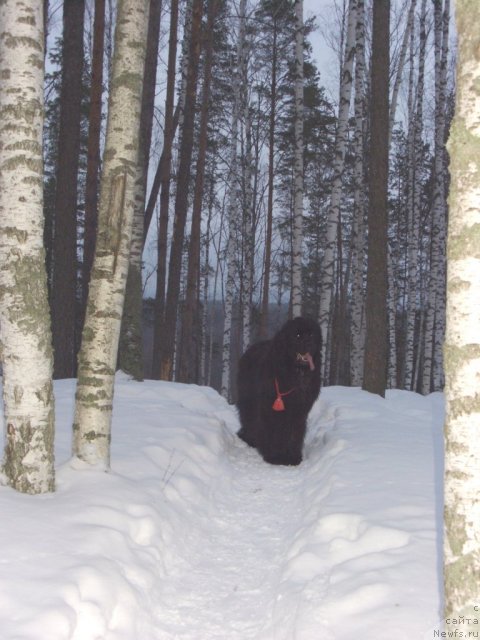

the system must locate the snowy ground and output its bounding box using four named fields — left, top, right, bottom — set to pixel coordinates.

left=0, top=374, right=445, bottom=639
